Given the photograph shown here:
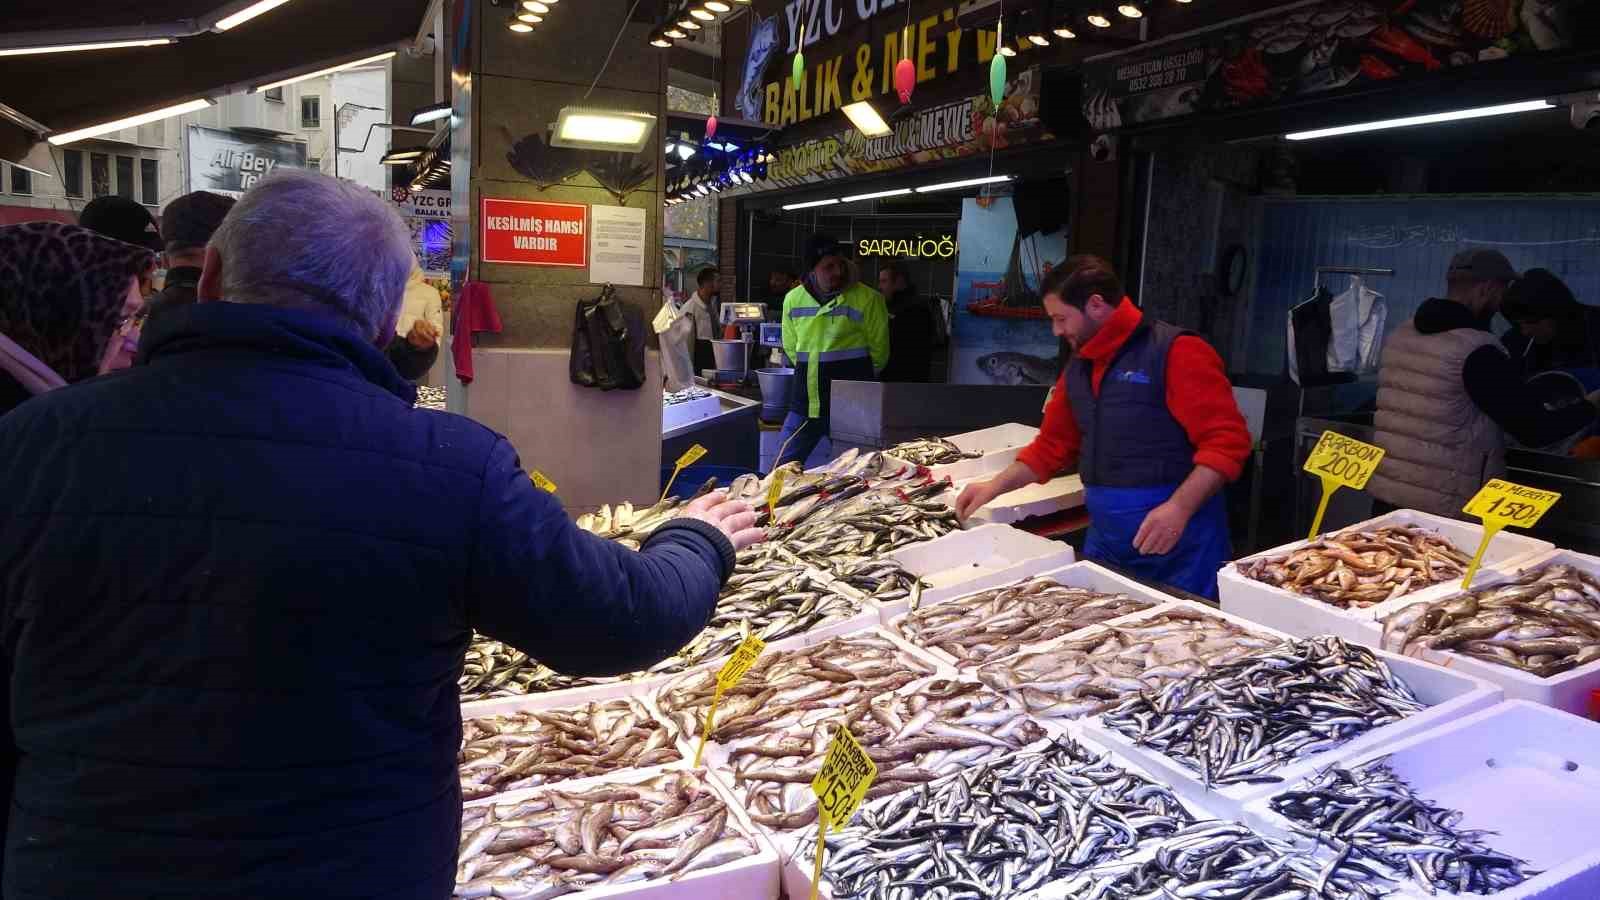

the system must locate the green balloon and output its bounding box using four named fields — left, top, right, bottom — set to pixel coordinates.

left=793, top=51, right=805, bottom=90
left=989, top=52, right=1006, bottom=107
